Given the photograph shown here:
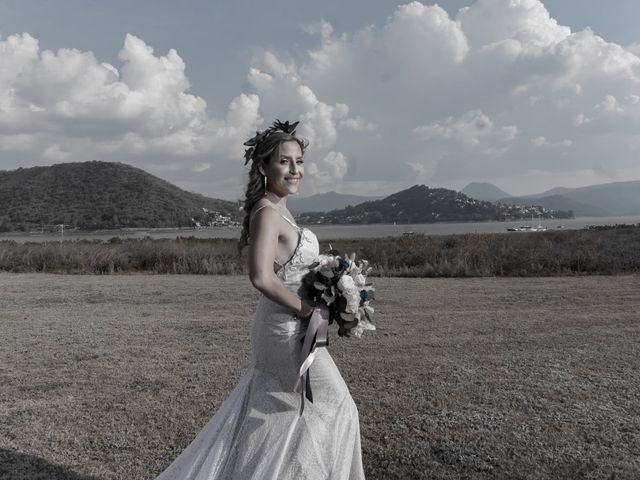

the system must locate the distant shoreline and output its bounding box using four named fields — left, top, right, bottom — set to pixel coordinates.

left=1, top=215, right=639, bottom=243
